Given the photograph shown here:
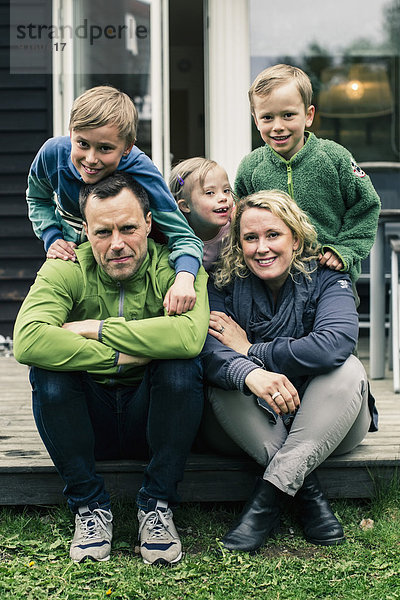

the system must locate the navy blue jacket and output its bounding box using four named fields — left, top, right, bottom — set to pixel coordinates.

left=201, top=268, right=378, bottom=430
